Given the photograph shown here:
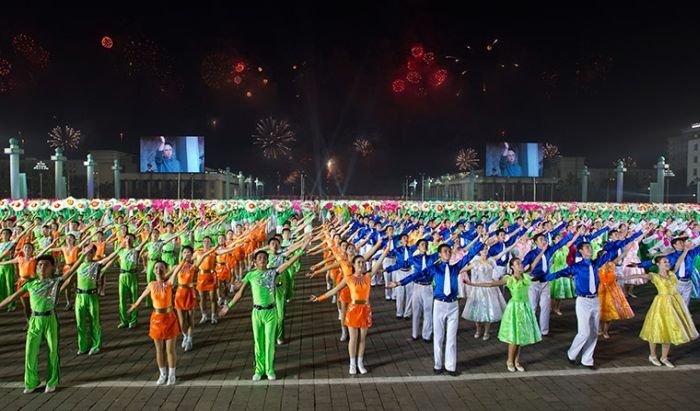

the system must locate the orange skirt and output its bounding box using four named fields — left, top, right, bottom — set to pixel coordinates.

left=339, top=286, right=351, bottom=305
left=16, top=277, right=31, bottom=299
left=215, top=264, right=232, bottom=282
left=344, top=303, right=372, bottom=329
left=599, top=282, right=634, bottom=322
left=196, top=273, right=217, bottom=292
left=233, top=247, right=245, bottom=261
left=175, top=287, right=197, bottom=310
left=149, top=310, right=180, bottom=340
